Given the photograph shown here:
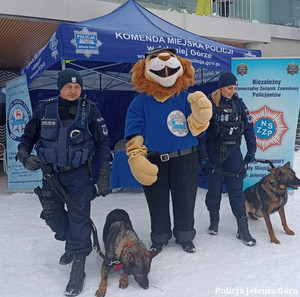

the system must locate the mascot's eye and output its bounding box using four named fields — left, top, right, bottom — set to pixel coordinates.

left=149, top=55, right=156, bottom=60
